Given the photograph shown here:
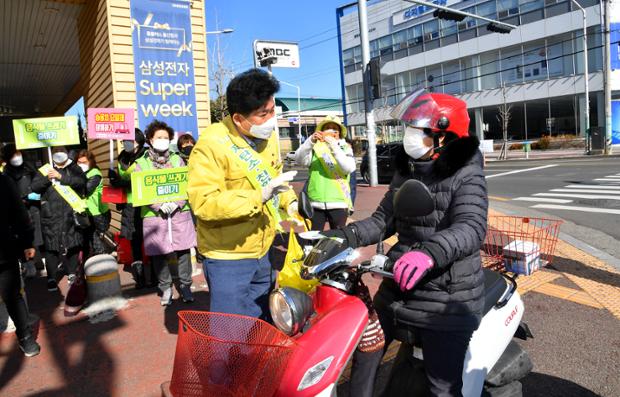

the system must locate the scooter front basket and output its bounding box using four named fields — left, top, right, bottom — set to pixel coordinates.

left=170, top=311, right=296, bottom=397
